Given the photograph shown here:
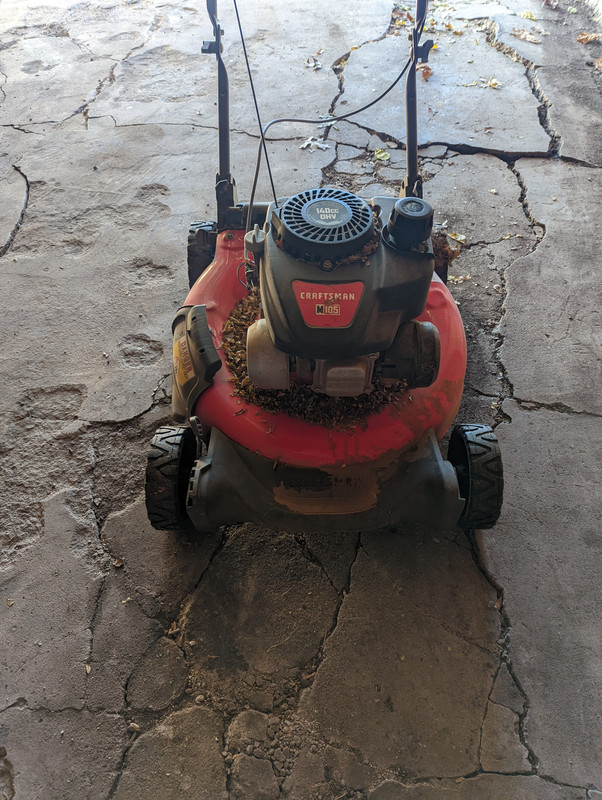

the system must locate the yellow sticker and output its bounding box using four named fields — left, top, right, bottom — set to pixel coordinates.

left=173, top=335, right=194, bottom=385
